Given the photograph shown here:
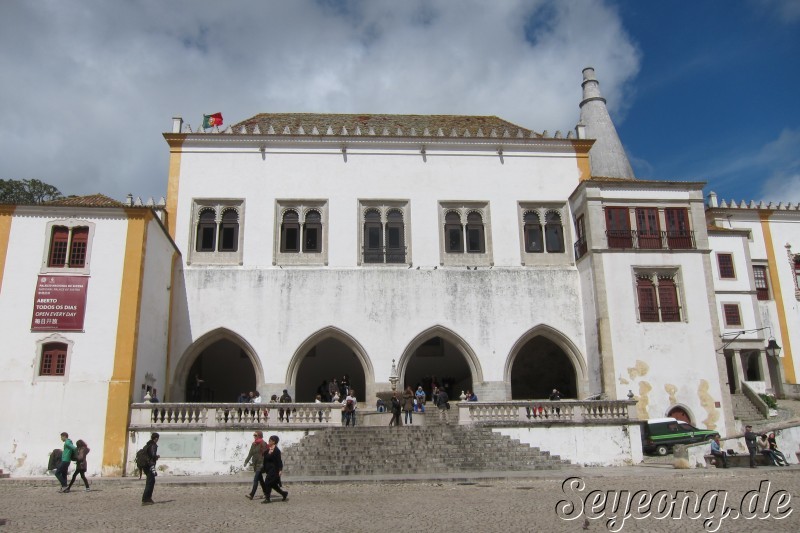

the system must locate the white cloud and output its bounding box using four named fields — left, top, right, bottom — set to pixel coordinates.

left=0, top=0, right=640, bottom=199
